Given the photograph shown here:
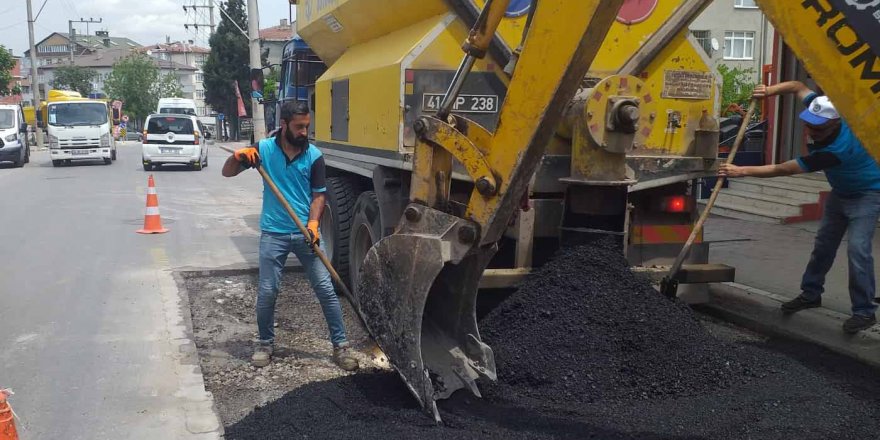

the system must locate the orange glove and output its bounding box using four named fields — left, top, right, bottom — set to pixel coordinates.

left=234, top=147, right=260, bottom=168
left=306, top=219, right=320, bottom=247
